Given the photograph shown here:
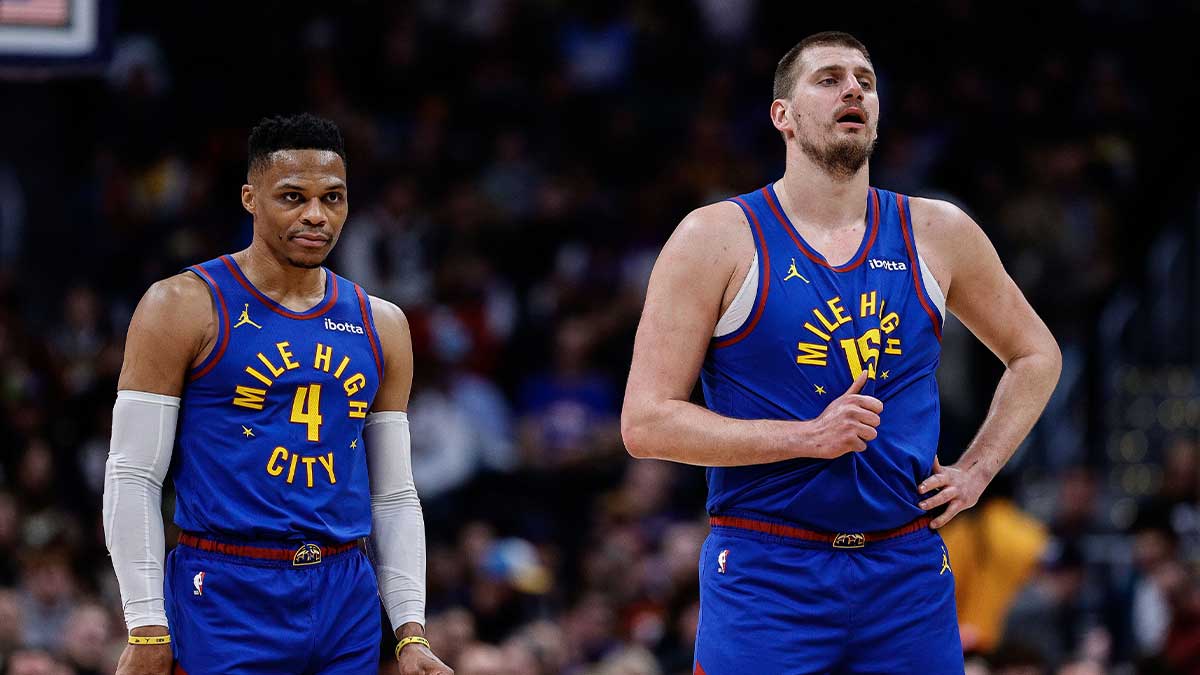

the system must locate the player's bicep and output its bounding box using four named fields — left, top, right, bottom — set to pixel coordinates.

left=368, top=297, right=413, bottom=413
left=117, top=275, right=211, bottom=396
left=945, top=218, right=1053, bottom=366
left=626, top=214, right=740, bottom=405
